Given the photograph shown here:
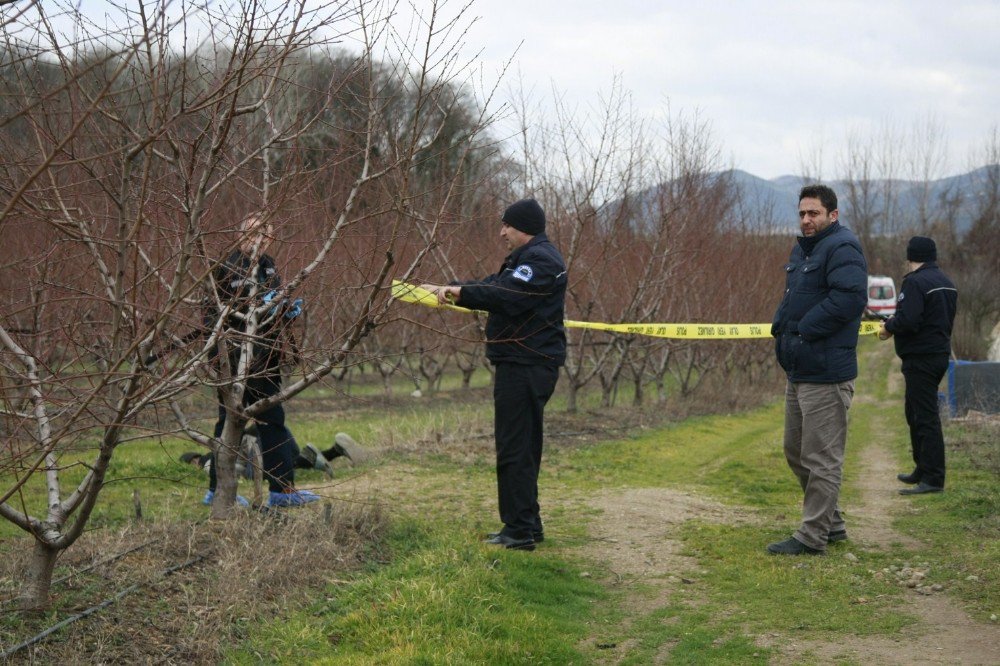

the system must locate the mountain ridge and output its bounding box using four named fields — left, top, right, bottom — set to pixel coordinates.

left=724, top=165, right=997, bottom=235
